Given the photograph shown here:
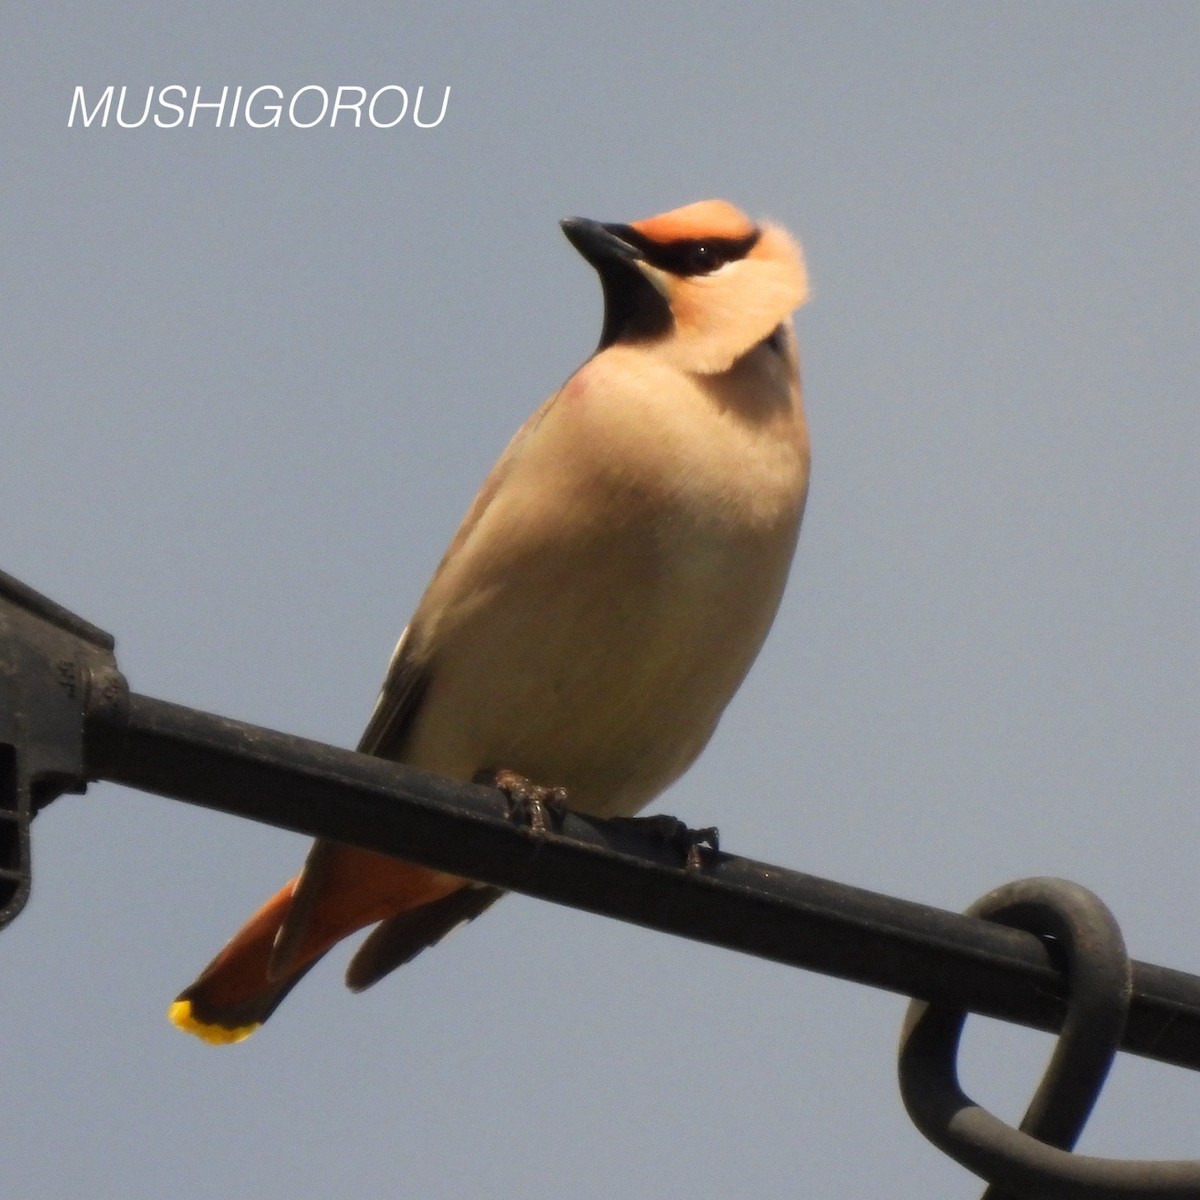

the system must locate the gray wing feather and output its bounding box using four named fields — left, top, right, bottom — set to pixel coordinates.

left=344, top=884, right=504, bottom=992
